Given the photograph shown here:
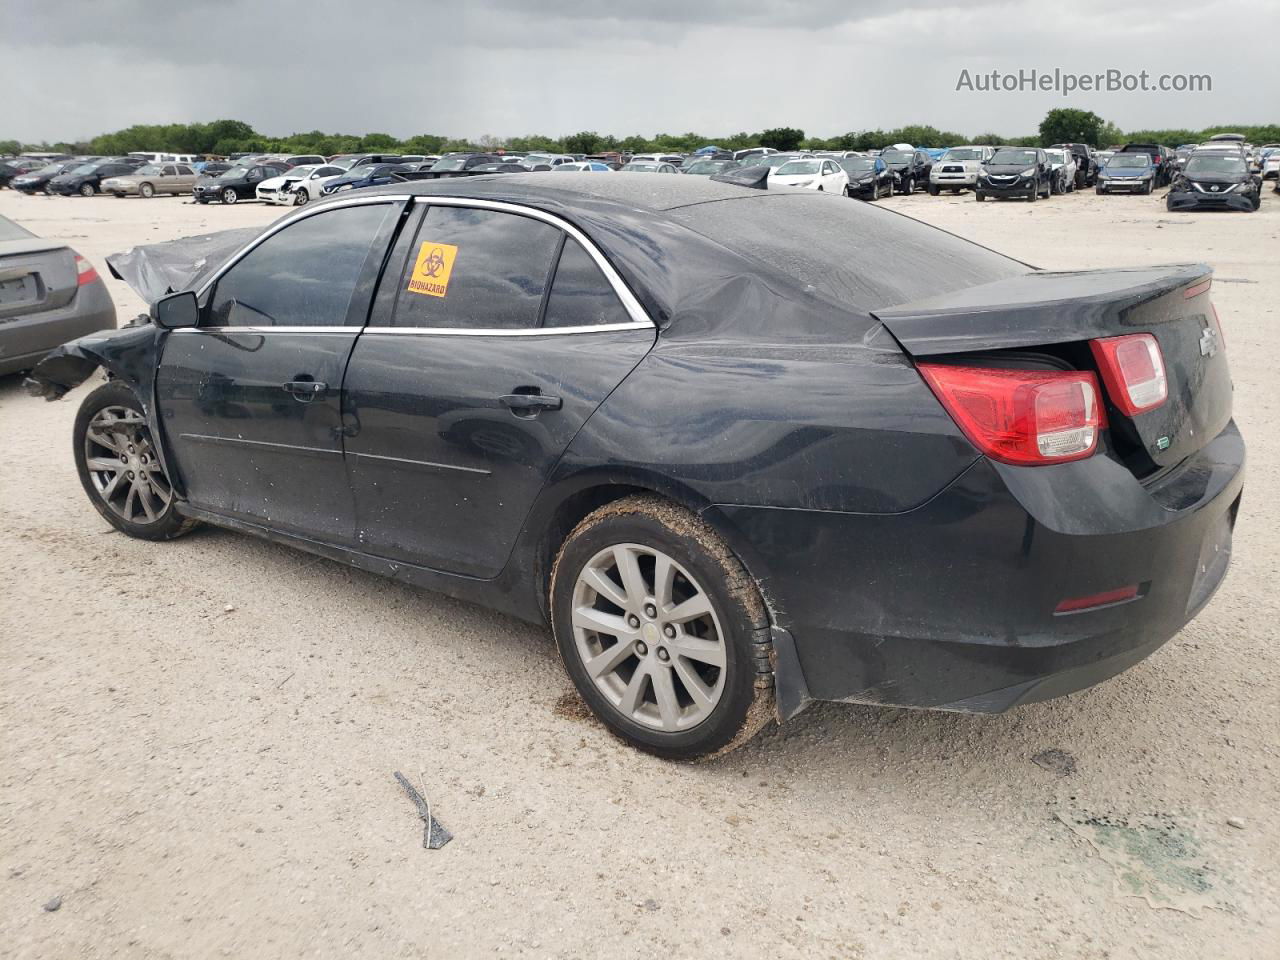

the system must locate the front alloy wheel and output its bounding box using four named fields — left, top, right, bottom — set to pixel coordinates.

left=221, top=188, right=238, bottom=204
left=74, top=382, right=197, bottom=541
